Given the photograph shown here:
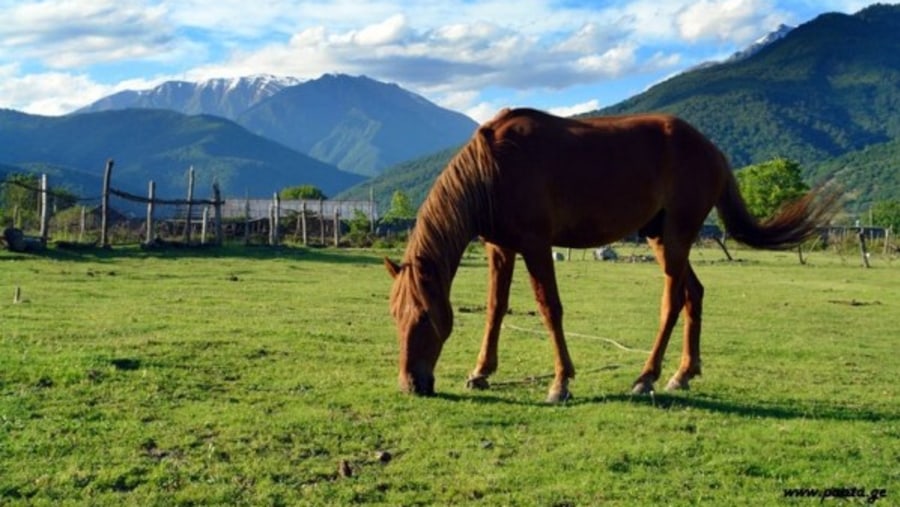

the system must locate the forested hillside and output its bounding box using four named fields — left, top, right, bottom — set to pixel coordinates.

left=342, top=5, right=900, bottom=214
left=0, top=109, right=362, bottom=199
